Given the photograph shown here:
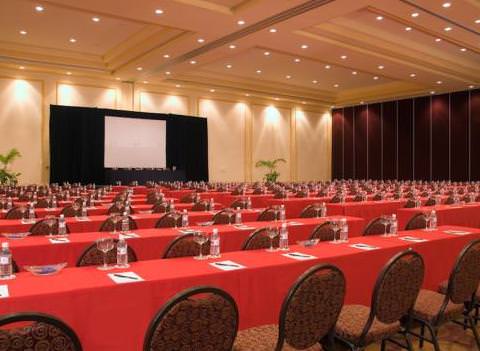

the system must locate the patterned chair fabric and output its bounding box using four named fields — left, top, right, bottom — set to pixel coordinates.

left=155, top=213, right=181, bottom=228
left=191, top=201, right=209, bottom=211
left=30, top=218, right=69, bottom=236
left=0, top=312, right=82, bottom=351
left=99, top=216, right=138, bottom=232
left=151, top=202, right=169, bottom=214
left=61, top=205, right=82, bottom=218
left=180, top=194, right=197, bottom=203
left=35, top=198, right=50, bottom=208
left=107, top=203, right=131, bottom=215
left=233, top=264, right=345, bottom=351
left=76, top=239, right=137, bottom=267
left=309, top=223, right=336, bottom=242
left=299, top=204, right=324, bottom=218
left=230, top=199, right=248, bottom=210
left=5, top=207, right=29, bottom=220
left=242, top=228, right=278, bottom=251
left=363, top=217, right=391, bottom=236
left=404, top=213, right=427, bottom=231
left=143, top=286, right=238, bottom=351
left=252, top=188, right=265, bottom=195
left=404, top=199, right=416, bottom=208
left=330, top=195, right=342, bottom=203
left=162, top=233, right=210, bottom=259
left=257, top=207, right=280, bottom=222
left=212, top=209, right=235, bottom=225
